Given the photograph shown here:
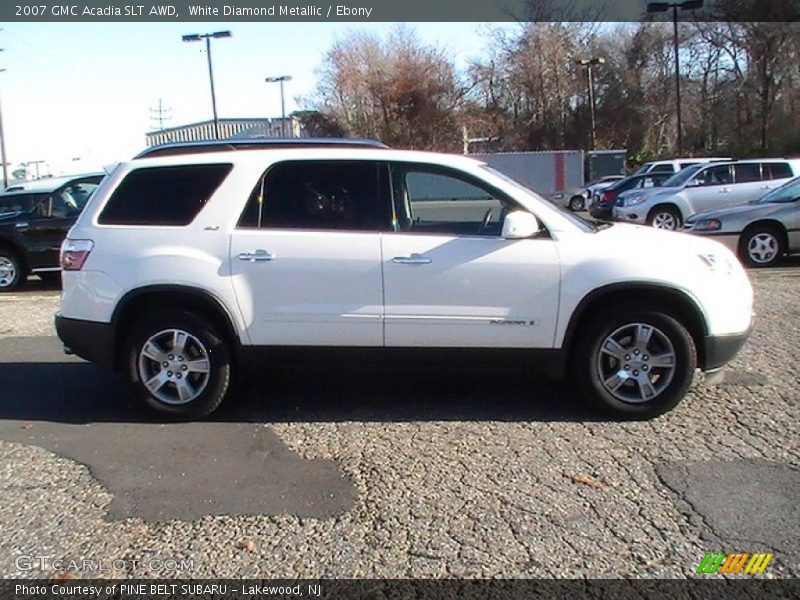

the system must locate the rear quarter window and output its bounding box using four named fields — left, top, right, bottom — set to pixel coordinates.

left=763, top=162, right=793, bottom=180
left=98, top=164, right=232, bottom=226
